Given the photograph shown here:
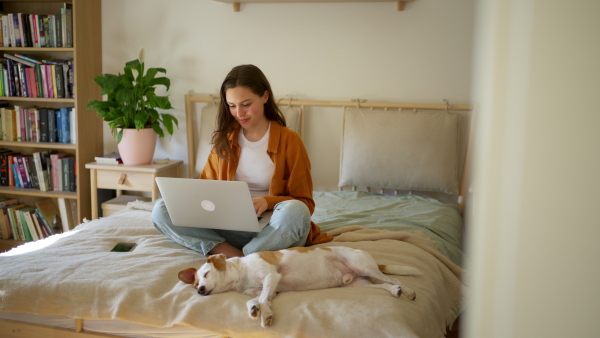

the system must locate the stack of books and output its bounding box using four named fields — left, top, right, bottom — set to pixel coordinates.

left=94, top=152, right=122, bottom=165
